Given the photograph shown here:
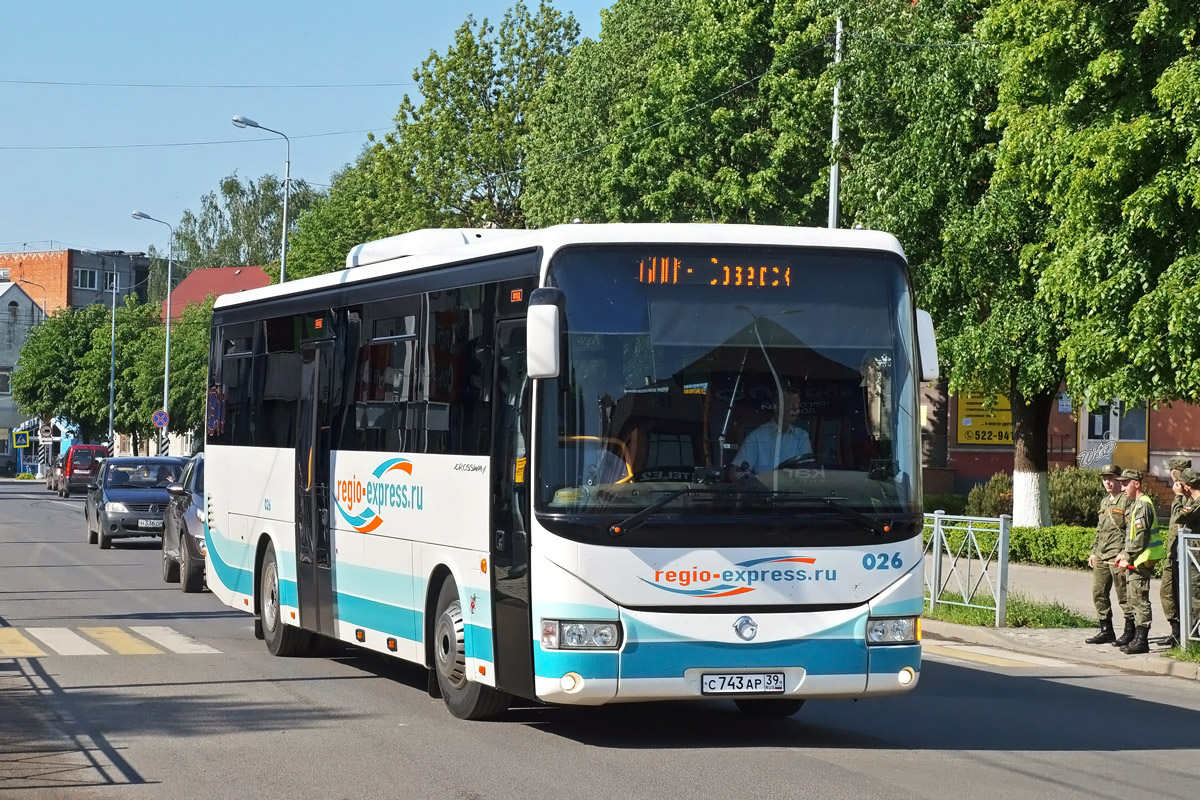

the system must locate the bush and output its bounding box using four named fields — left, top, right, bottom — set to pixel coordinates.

left=1048, top=467, right=1108, bottom=526
left=15, top=472, right=35, bottom=480
left=964, top=472, right=1012, bottom=517
left=1010, top=525, right=1093, bottom=569
left=923, top=492, right=968, bottom=515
